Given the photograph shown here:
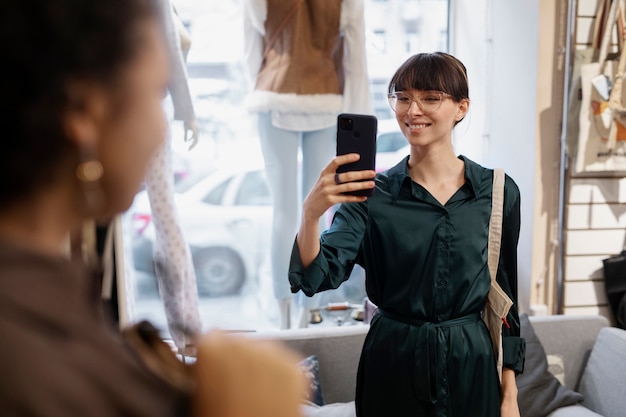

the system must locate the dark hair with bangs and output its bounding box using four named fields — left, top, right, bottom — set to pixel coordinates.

left=388, top=52, right=469, bottom=102
left=0, top=0, right=159, bottom=210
